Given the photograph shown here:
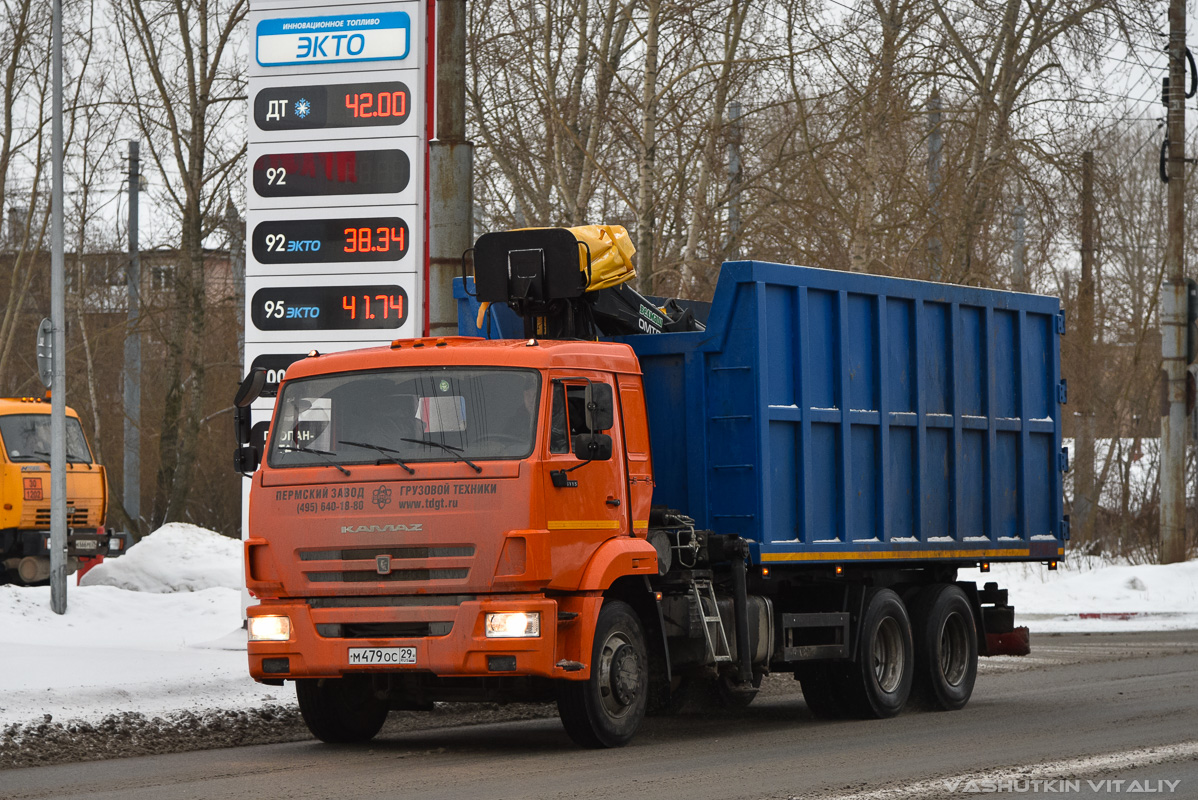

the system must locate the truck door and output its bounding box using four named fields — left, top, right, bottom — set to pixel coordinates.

left=541, top=371, right=628, bottom=587
left=617, top=377, right=653, bottom=535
